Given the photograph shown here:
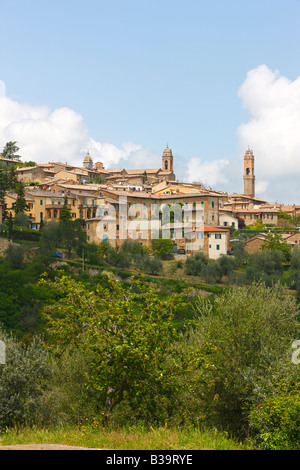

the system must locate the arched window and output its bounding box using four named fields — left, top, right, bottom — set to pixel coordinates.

left=165, top=160, right=168, bottom=170
left=246, top=168, right=250, bottom=175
